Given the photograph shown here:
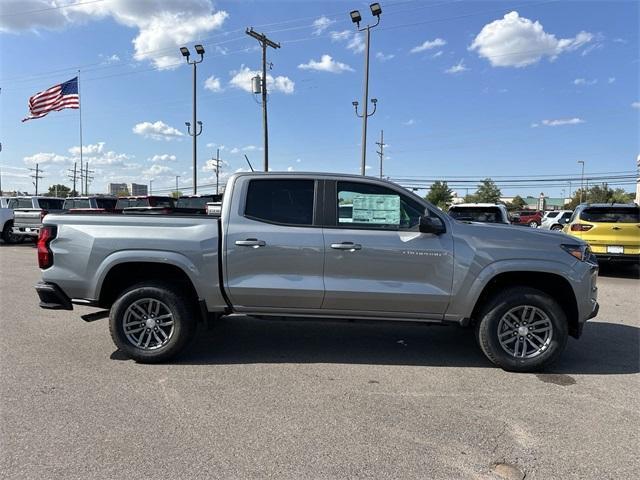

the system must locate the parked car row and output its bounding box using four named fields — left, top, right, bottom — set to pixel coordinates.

left=0, top=194, right=222, bottom=243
